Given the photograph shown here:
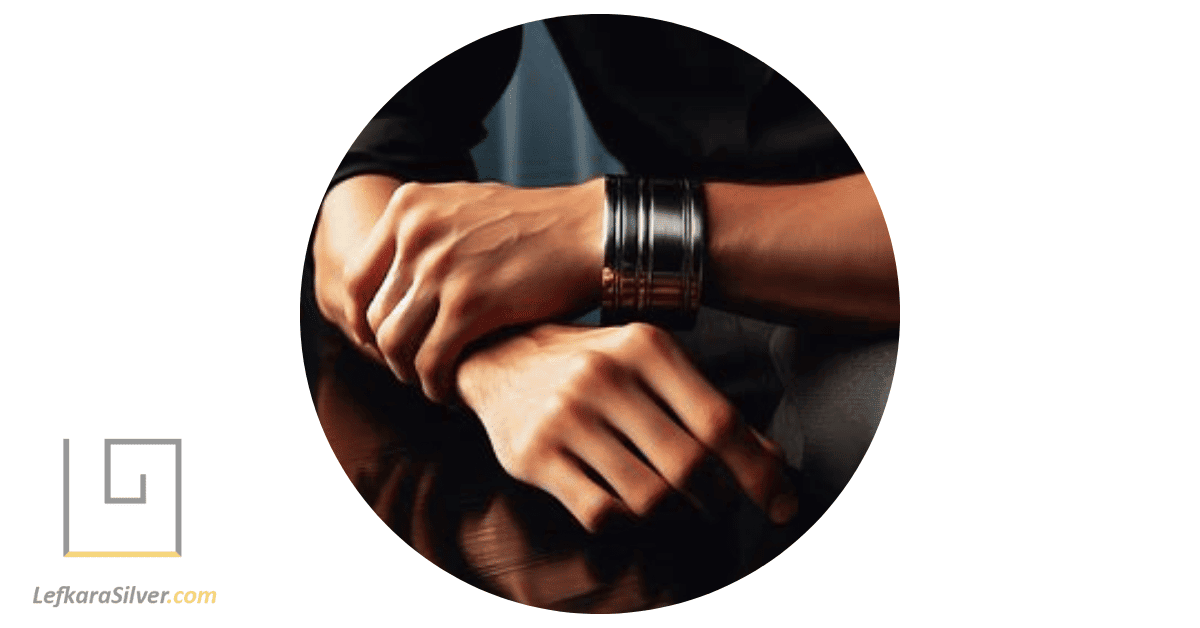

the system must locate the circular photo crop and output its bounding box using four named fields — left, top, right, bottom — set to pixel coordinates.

left=300, top=15, right=898, bottom=612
